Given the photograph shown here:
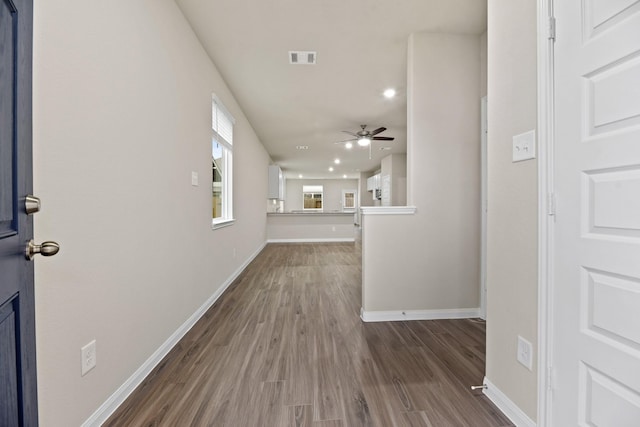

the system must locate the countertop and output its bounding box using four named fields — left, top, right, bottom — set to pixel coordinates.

left=267, top=211, right=355, bottom=216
